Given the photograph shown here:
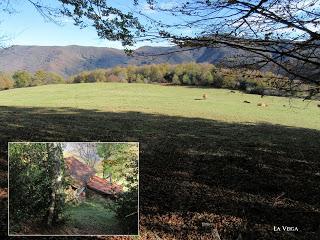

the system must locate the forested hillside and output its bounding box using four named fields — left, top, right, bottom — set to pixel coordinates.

left=0, top=45, right=241, bottom=76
